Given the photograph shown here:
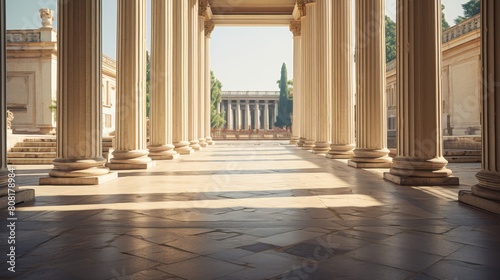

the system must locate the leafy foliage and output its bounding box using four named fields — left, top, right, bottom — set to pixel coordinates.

left=210, top=71, right=226, bottom=129
left=454, top=0, right=480, bottom=24
left=442, top=4, right=450, bottom=30
left=385, top=16, right=396, bottom=63
left=274, top=63, right=293, bottom=128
